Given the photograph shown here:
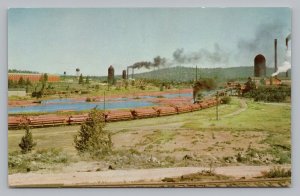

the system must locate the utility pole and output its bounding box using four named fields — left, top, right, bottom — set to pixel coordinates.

left=216, top=91, right=219, bottom=120
left=103, top=91, right=106, bottom=112
left=195, top=65, right=198, bottom=81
